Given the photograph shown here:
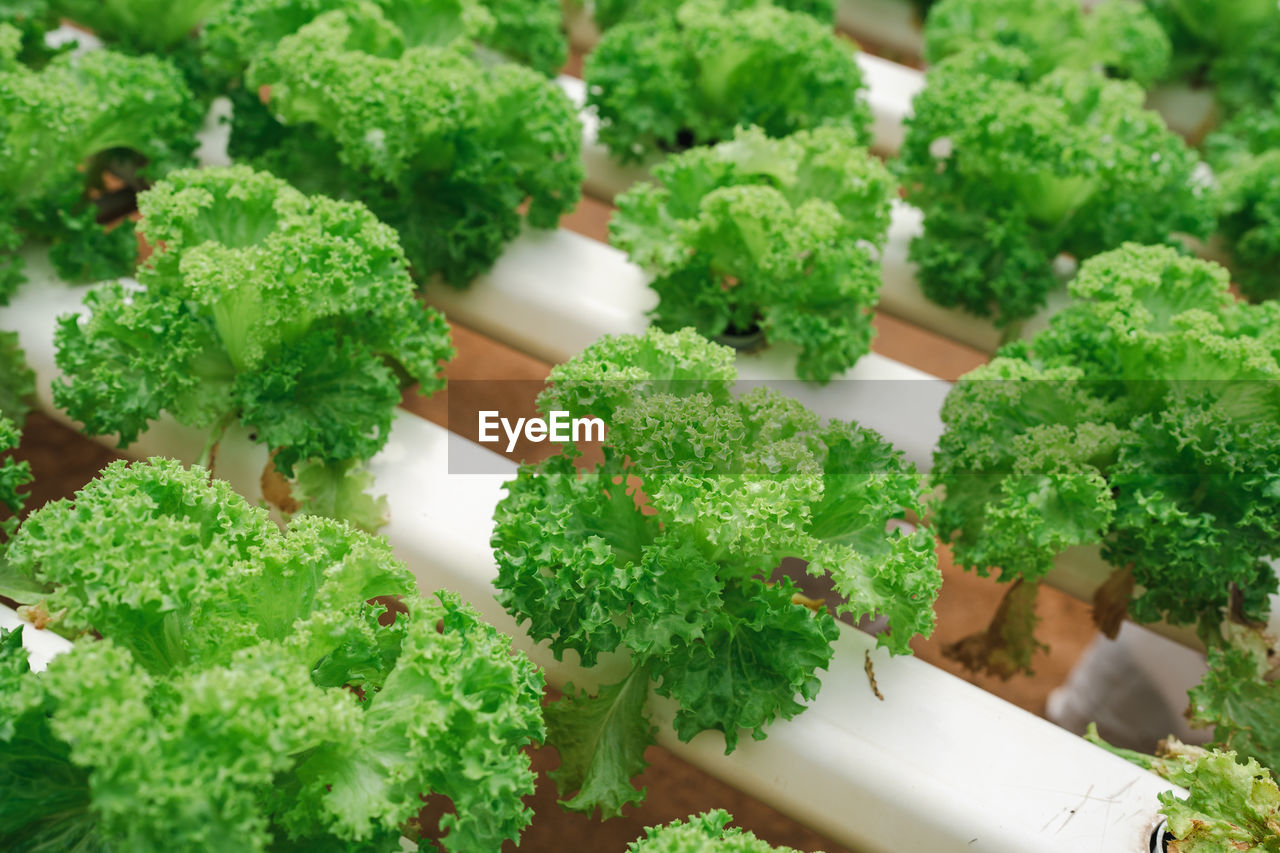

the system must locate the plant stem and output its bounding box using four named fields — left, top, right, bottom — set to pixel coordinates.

left=196, top=412, right=236, bottom=476
left=998, top=318, right=1026, bottom=348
